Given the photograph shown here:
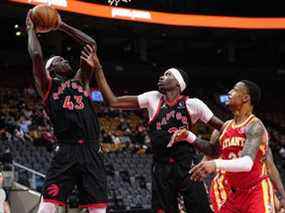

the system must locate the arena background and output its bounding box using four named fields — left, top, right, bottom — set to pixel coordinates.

left=0, top=1, right=285, bottom=212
